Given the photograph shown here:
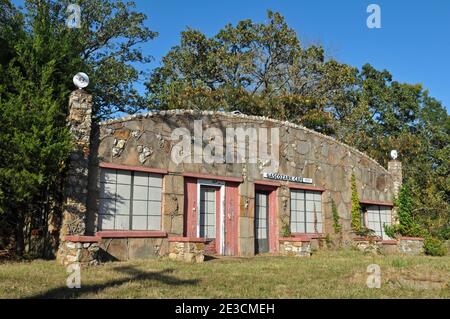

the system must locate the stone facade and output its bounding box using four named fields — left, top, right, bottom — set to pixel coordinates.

left=97, top=111, right=397, bottom=249
left=279, top=238, right=311, bottom=257
left=168, top=239, right=205, bottom=263
left=58, top=95, right=402, bottom=260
